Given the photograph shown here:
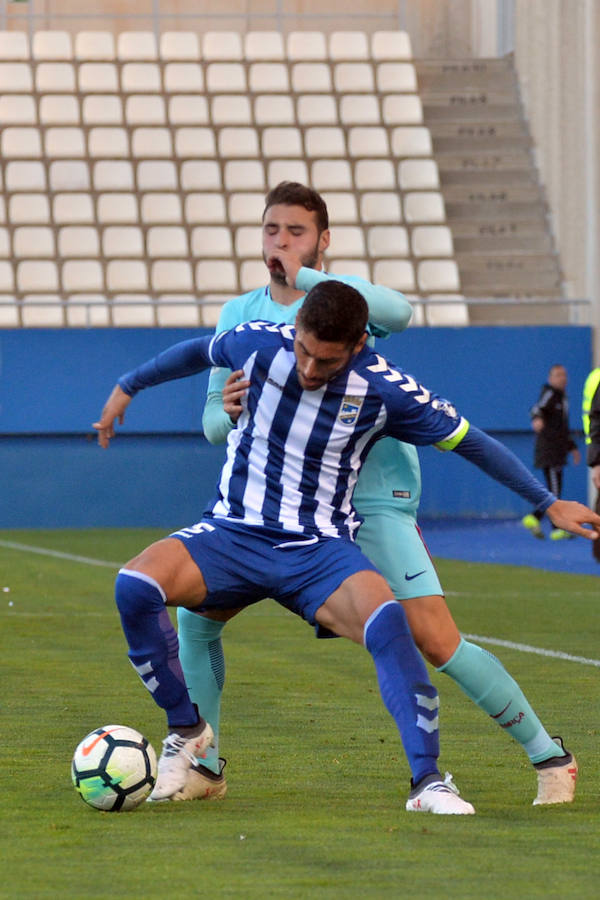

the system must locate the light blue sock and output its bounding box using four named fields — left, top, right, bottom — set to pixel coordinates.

left=177, top=608, right=225, bottom=774
left=364, top=601, right=440, bottom=785
left=438, top=639, right=565, bottom=764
